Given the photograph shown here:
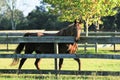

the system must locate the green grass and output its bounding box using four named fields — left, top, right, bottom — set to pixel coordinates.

left=0, top=44, right=120, bottom=71
left=0, top=58, right=120, bottom=71
left=77, top=49, right=120, bottom=54
left=0, top=44, right=120, bottom=80
left=0, top=74, right=120, bottom=80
